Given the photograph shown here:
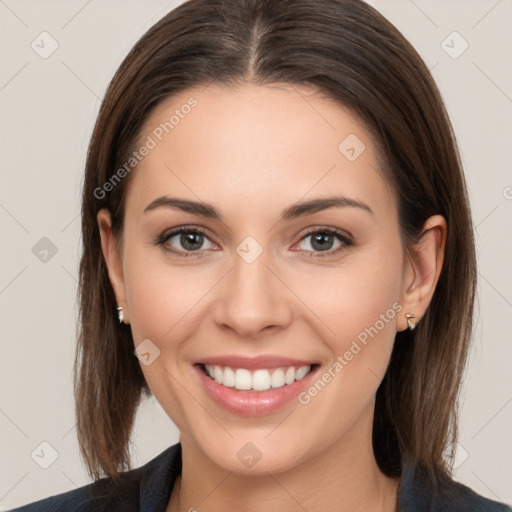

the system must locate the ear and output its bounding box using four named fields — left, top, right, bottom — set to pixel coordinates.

left=397, top=214, right=447, bottom=332
left=97, top=208, right=130, bottom=324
